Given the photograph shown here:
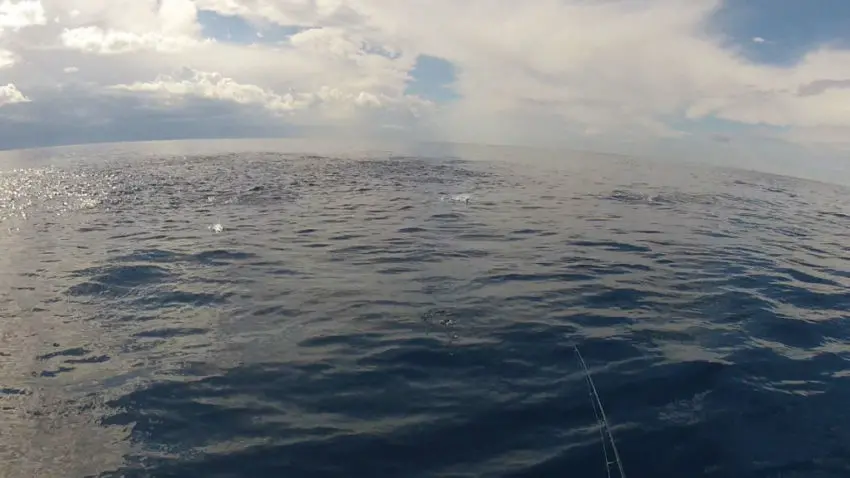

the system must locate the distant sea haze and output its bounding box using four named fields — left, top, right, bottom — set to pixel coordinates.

left=1, top=140, right=849, bottom=478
